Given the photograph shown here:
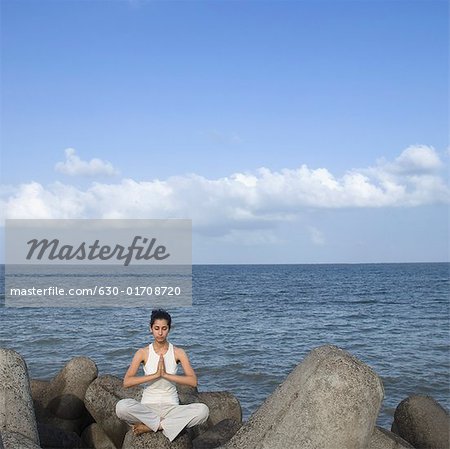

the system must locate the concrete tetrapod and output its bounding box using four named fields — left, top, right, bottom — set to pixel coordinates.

left=122, top=429, right=192, bottom=449
left=220, top=345, right=384, bottom=449
left=392, top=395, right=450, bottom=449
left=369, top=426, right=415, bottom=449
left=84, top=375, right=142, bottom=449
left=0, top=348, right=41, bottom=449
left=41, top=356, right=98, bottom=420
left=196, top=392, right=242, bottom=428
left=192, top=419, right=242, bottom=449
